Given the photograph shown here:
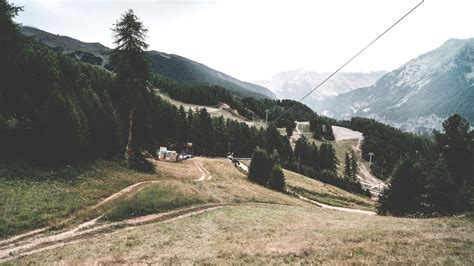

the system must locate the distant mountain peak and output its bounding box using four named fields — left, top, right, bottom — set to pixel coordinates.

left=254, top=69, right=386, bottom=103
left=319, top=37, right=474, bottom=132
